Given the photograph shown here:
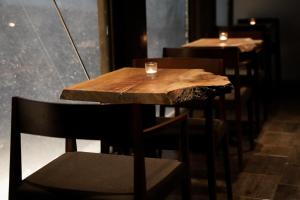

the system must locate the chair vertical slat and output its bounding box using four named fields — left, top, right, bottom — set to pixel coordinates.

left=9, top=97, right=22, bottom=200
